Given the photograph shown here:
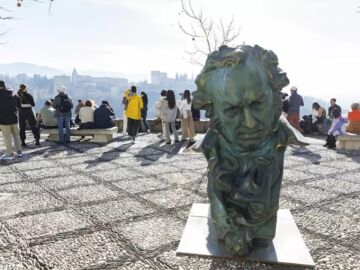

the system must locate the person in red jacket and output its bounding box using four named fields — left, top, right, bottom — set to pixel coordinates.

left=346, top=103, right=360, bottom=134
